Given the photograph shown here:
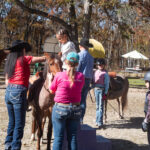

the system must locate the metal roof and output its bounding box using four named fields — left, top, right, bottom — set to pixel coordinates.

left=43, top=37, right=60, bottom=53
